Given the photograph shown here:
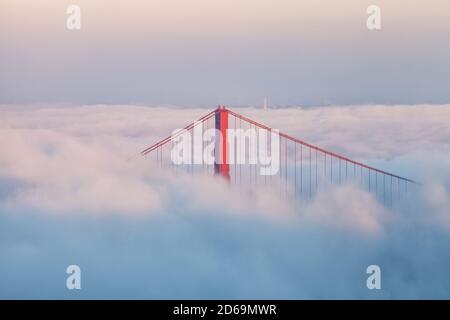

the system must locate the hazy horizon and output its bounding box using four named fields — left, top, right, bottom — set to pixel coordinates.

left=1, top=0, right=450, bottom=106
